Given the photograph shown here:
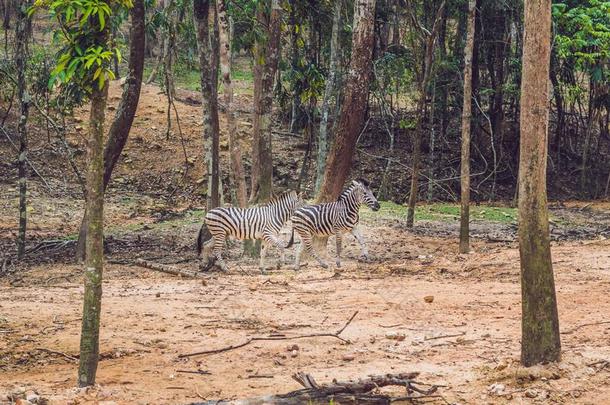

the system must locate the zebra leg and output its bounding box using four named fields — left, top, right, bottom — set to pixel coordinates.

left=335, top=232, right=342, bottom=268
left=300, top=232, right=328, bottom=269
left=259, top=240, right=268, bottom=274
left=351, top=226, right=369, bottom=261
left=262, top=232, right=286, bottom=270
left=211, top=233, right=229, bottom=272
